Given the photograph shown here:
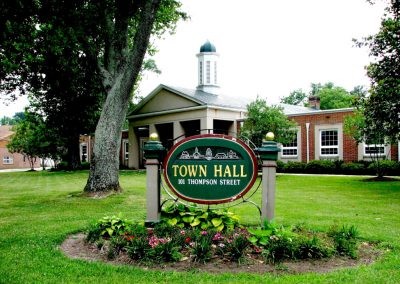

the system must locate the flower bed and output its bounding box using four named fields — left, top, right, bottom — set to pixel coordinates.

left=85, top=208, right=361, bottom=265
